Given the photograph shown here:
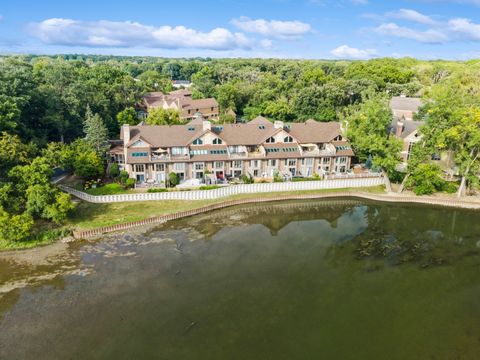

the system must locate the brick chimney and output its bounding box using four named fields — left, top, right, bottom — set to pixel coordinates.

left=122, top=124, right=130, bottom=144
left=395, top=119, right=404, bottom=138
left=274, top=120, right=284, bottom=129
